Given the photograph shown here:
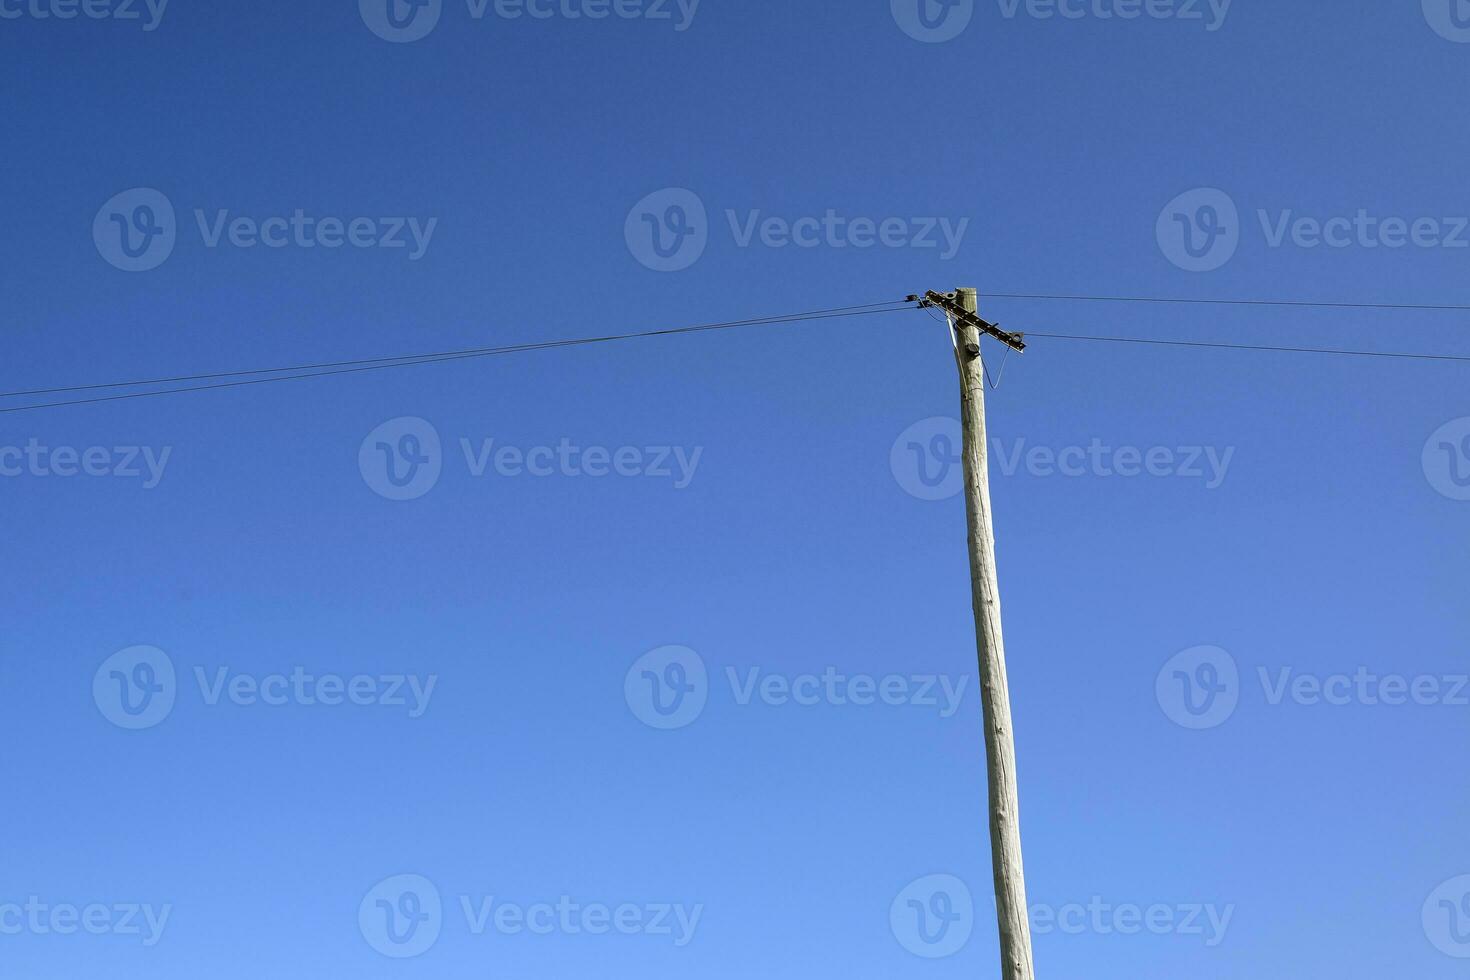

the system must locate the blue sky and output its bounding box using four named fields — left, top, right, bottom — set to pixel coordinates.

left=1, top=1, right=1468, bottom=977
